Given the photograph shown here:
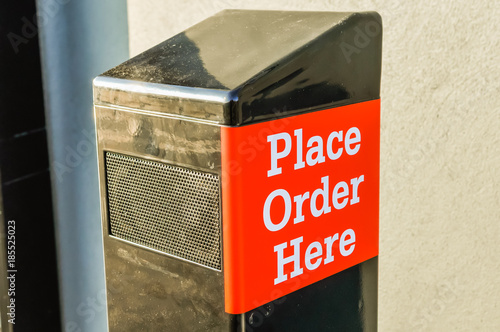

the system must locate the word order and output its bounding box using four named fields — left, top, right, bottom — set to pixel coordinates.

left=263, top=175, right=364, bottom=232
left=267, top=127, right=361, bottom=177
left=274, top=229, right=356, bottom=285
